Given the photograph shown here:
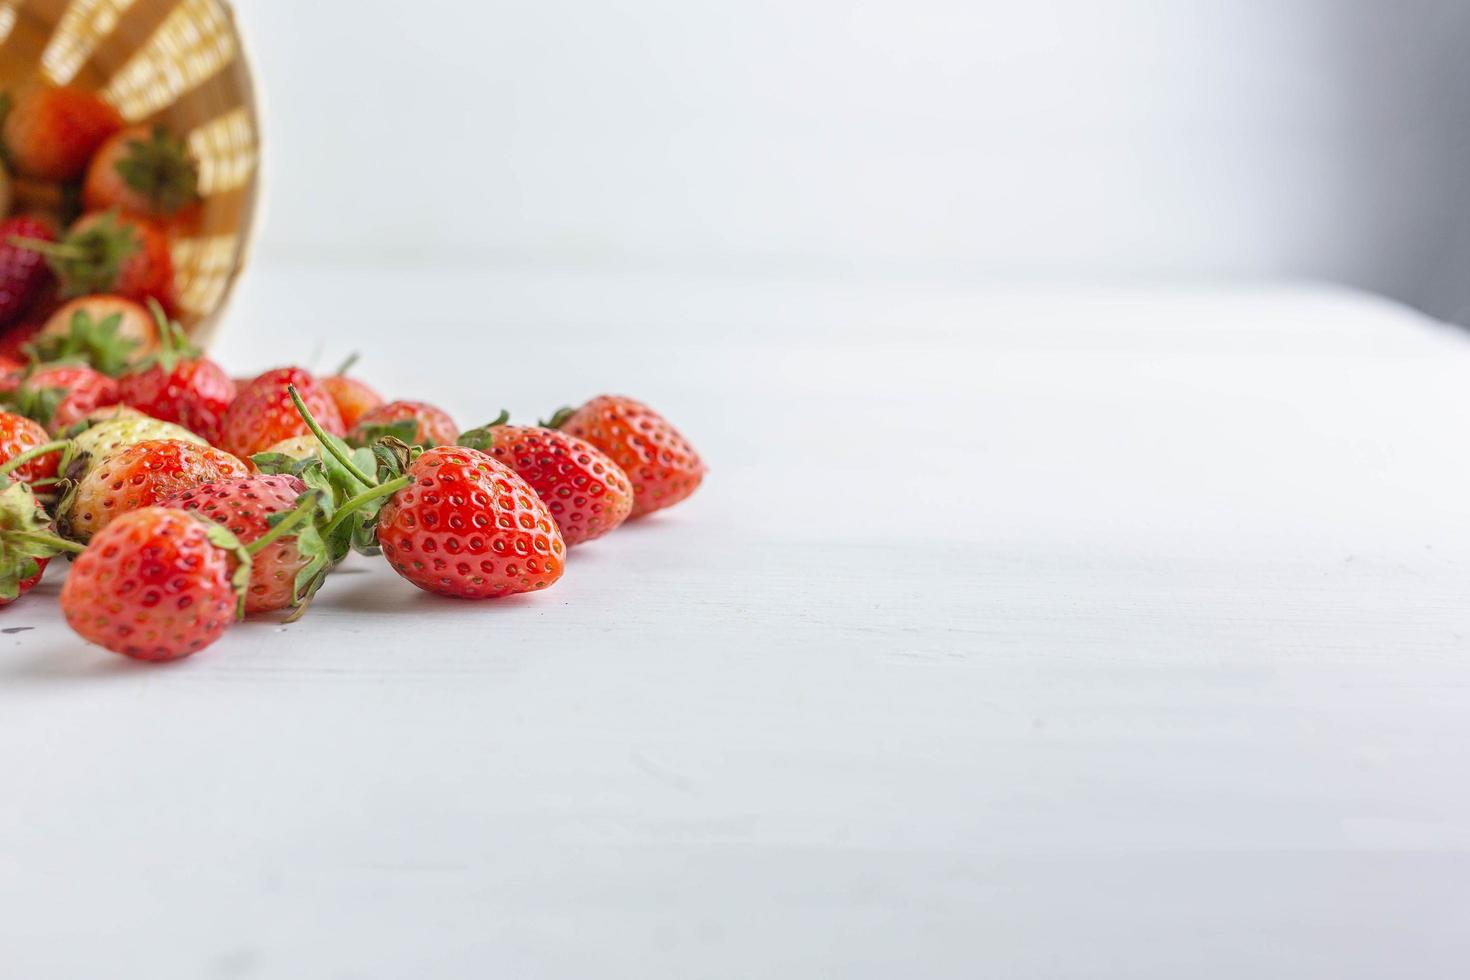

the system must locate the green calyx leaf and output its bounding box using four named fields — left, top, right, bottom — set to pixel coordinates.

left=21, top=210, right=141, bottom=298
left=133, top=298, right=197, bottom=375
left=0, top=383, right=69, bottom=429
left=114, top=125, right=201, bottom=216
left=348, top=418, right=421, bottom=448
left=457, top=427, right=494, bottom=452
left=24, top=309, right=139, bottom=376
left=190, top=515, right=253, bottom=621
left=541, top=405, right=575, bottom=429
left=0, top=482, right=78, bottom=599
left=458, top=411, right=510, bottom=452
left=249, top=452, right=298, bottom=475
